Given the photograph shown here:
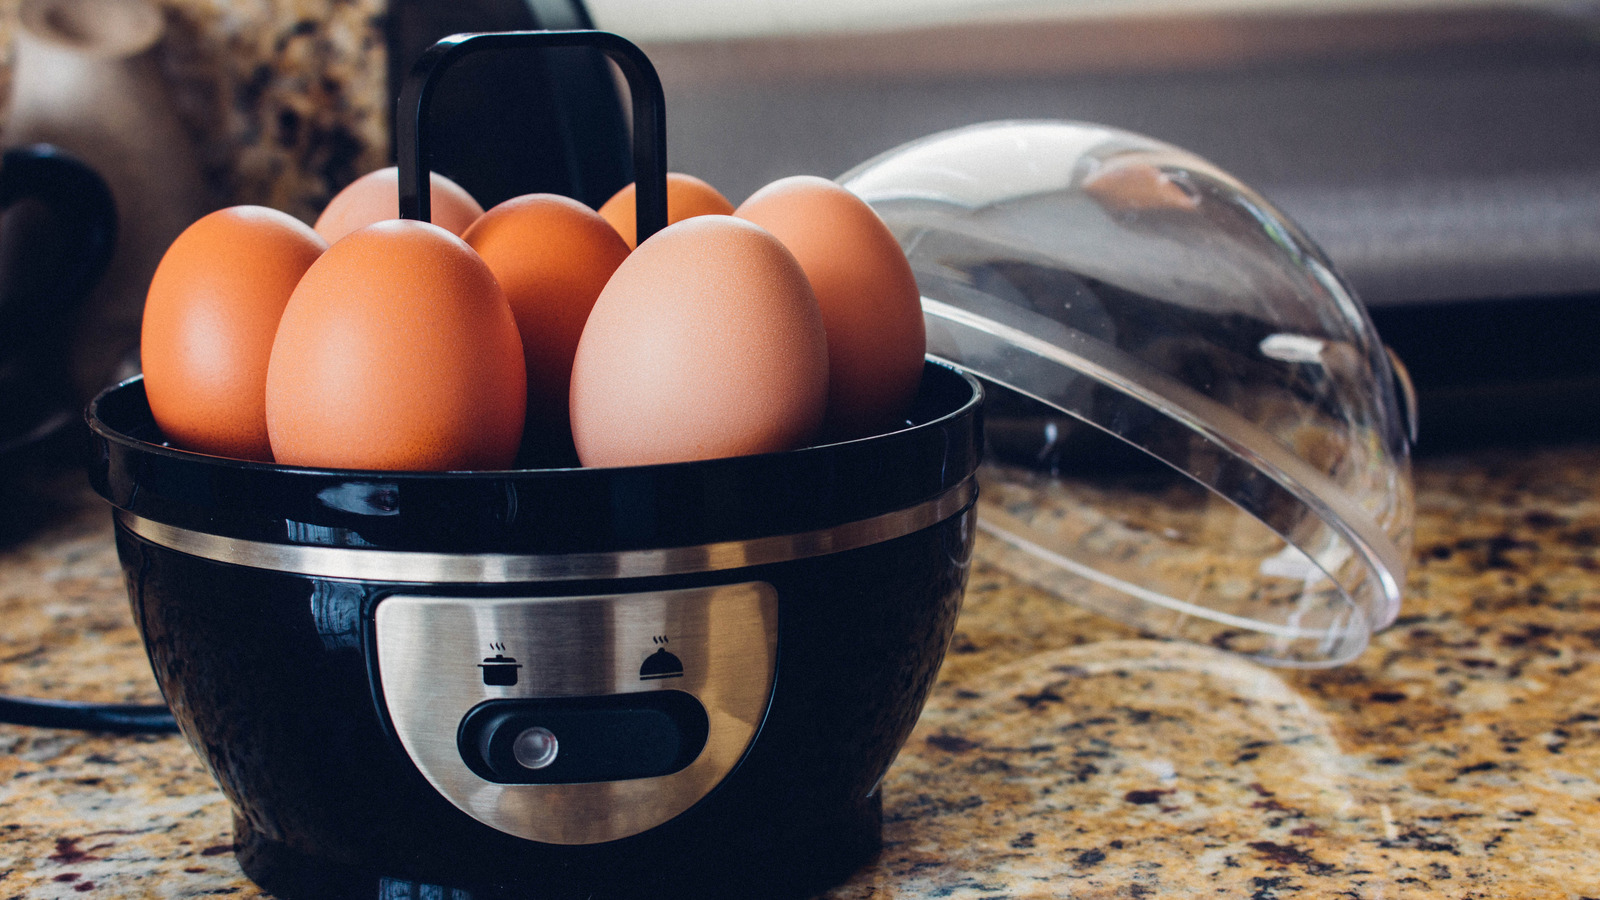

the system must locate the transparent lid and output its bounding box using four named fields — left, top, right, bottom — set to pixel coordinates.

left=840, top=120, right=1416, bottom=667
